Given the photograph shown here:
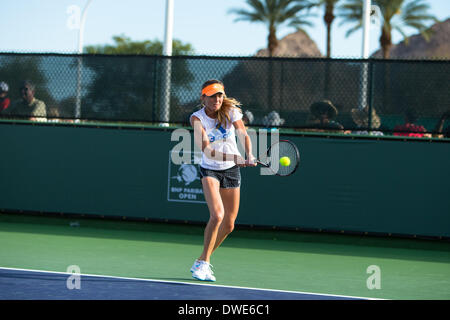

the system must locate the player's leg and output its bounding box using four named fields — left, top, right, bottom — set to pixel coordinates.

left=212, top=187, right=240, bottom=252
left=191, top=176, right=223, bottom=281
left=198, top=176, right=224, bottom=263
